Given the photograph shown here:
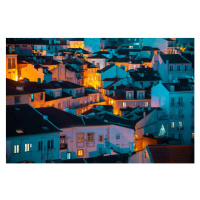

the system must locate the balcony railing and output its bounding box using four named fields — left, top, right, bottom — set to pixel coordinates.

left=170, top=102, right=184, bottom=107
left=177, top=127, right=184, bottom=131
left=170, top=115, right=184, bottom=119
left=60, top=143, right=68, bottom=150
